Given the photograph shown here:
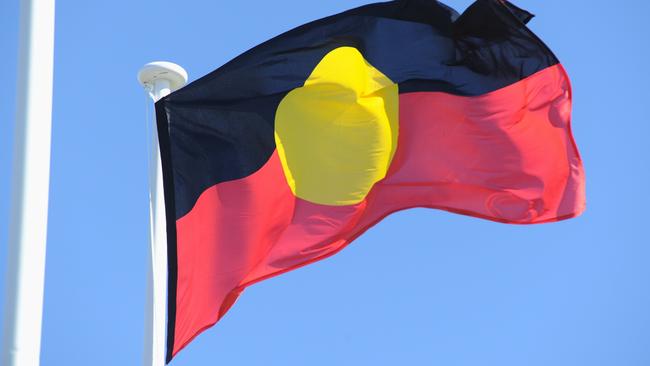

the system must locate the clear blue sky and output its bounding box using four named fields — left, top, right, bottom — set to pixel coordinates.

left=1, top=1, right=649, bottom=365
